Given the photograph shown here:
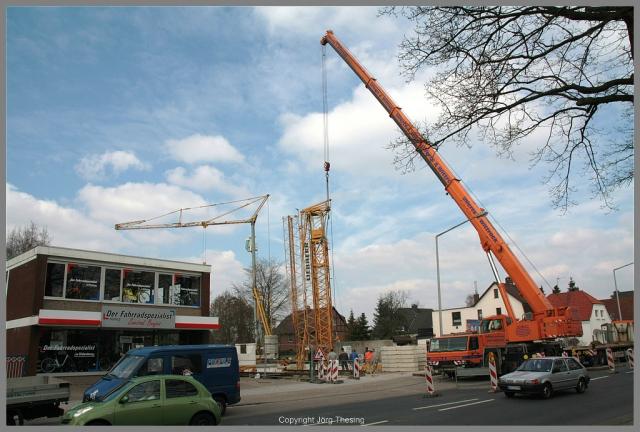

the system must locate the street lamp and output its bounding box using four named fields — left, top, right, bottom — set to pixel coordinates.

left=612, top=262, right=633, bottom=320
left=435, top=219, right=472, bottom=337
